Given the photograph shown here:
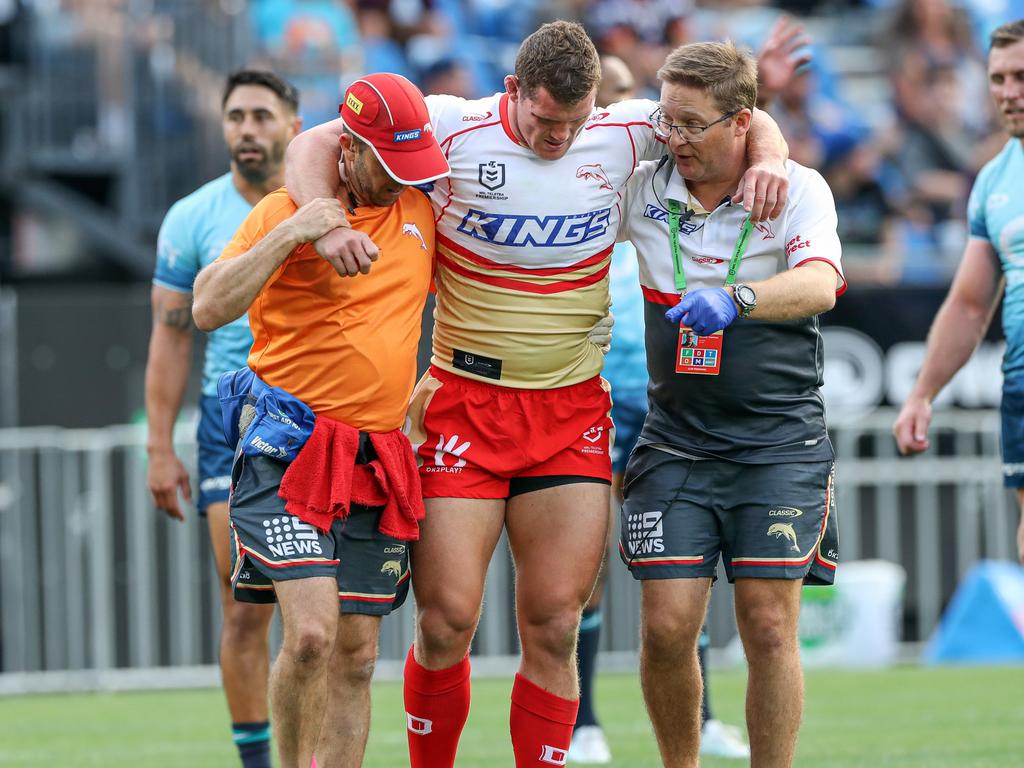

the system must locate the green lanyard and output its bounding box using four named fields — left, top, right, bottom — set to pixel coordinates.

left=667, top=199, right=753, bottom=294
